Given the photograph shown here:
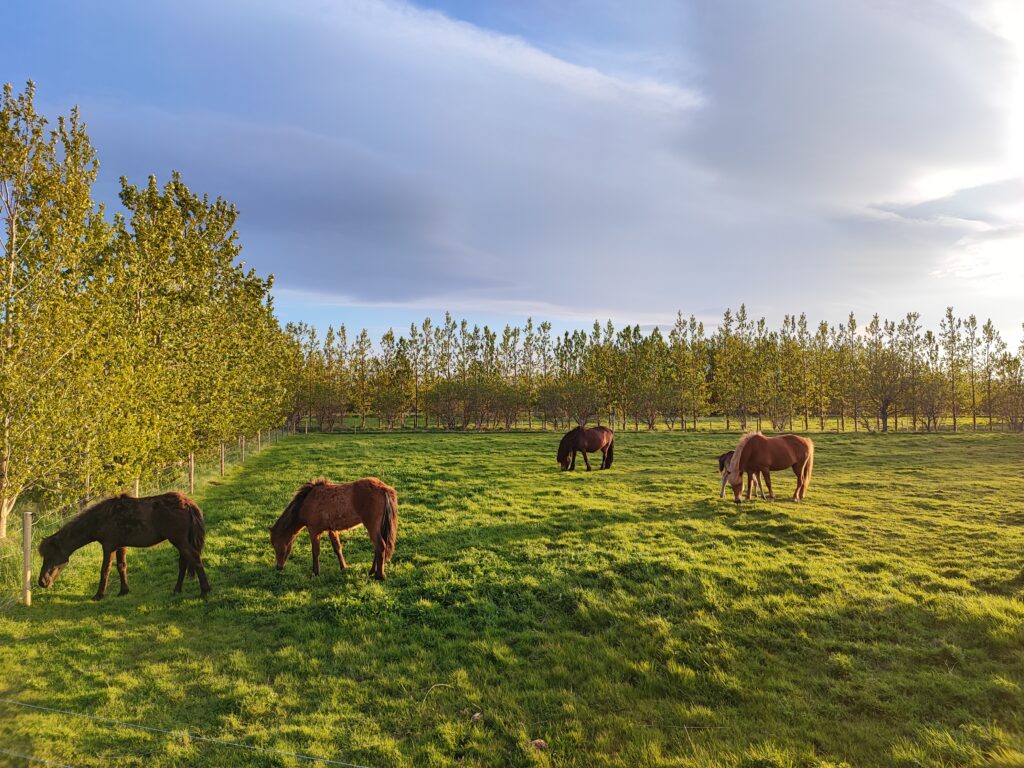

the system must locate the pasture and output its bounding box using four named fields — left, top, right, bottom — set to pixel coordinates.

left=1, top=431, right=1023, bottom=767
